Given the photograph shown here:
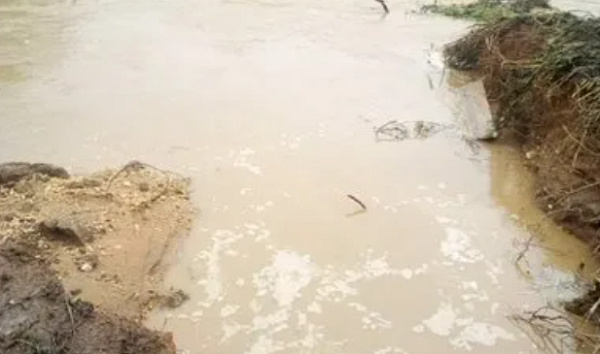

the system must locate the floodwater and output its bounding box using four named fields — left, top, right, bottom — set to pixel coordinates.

left=0, top=0, right=597, bottom=353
